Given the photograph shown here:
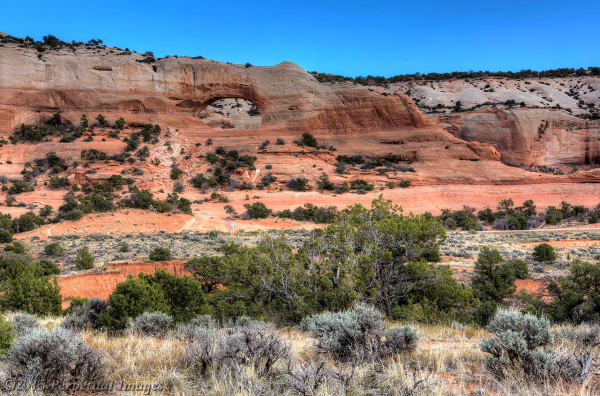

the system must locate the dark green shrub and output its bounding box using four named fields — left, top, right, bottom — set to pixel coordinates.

left=301, top=133, right=318, bottom=148
left=38, top=258, right=60, bottom=276
left=178, top=198, right=192, bottom=213
left=127, top=189, right=154, bottom=209
left=81, top=149, right=108, bottom=160
left=115, top=117, right=125, bottom=130
left=7, top=181, right=34, bottom=195
left=75, top=246, right=95, bottom=269
left=316, top=173, right=334, bottom=191
left=350, top=179, right=374, bottom=191
left=508, top=213, right=529, bottom=230
left=49, top=176, right=69, bottom=189
left=4, top=241, right=25, bottom=253
left=399, top=179, right=411, bottom=188
left=0, top=316, right=14, bottom=354
left=98, top=269, right=208, bottom=330
left=545, top=206, right=563, bottom=225
left=533, top=243, right=556, bottom=262
left=95, top=114, right=108, bottom=126
left=286, top=177, right=311, bottom=191
left=244, top=202, right=272, bottom=219
left=98, top=276, right=169, bottom=331
left=508, top=259, right=529, bottom=279
left=149, top=247, right=172, bottom=261
left=0, top=230, right=13, bottom=243
left=44, top=242, right=63, bottom=257
left=471, top=247, right=517, bottom=303
left=170, top=168, right=184, bottom=180
left=0, top=262, right=62, bottom=315
left=39, top=204, right=53, bottom=217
